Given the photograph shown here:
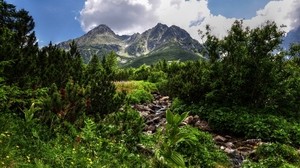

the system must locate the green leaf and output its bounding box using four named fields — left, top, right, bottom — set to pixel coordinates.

left=168, top=151, right=186, bottom=168
left=179, top=112, right=189, bottom=124
left=166, top=110, right=174, bottom=125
